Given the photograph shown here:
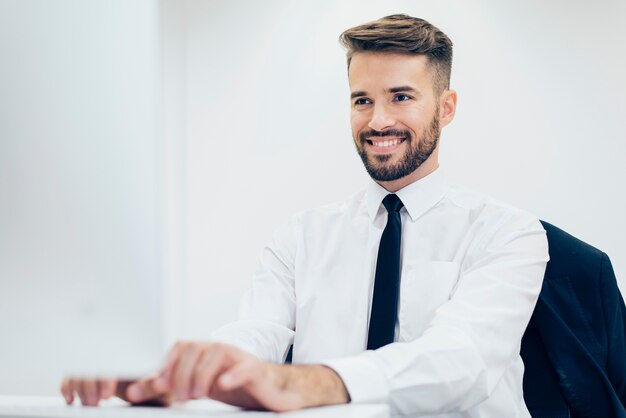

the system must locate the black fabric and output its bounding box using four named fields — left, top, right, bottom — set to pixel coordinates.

left=521, top=221, right=626, bottom=418
left=367, top=194, right=404, bottom=350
